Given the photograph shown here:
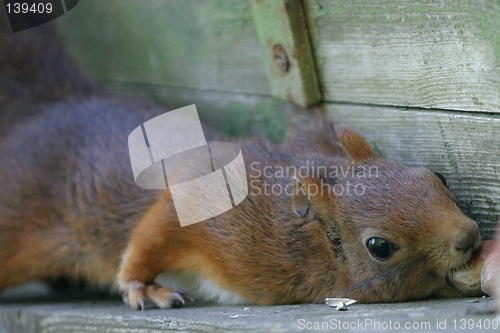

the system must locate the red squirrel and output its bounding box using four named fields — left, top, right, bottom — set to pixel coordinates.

left=0, top=18, right=482, bottom=309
